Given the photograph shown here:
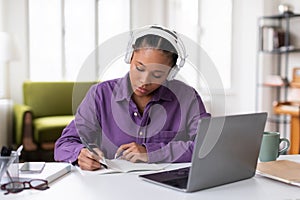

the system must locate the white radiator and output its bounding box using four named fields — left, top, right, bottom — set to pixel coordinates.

left=0, top=99, right=13, bottom=147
